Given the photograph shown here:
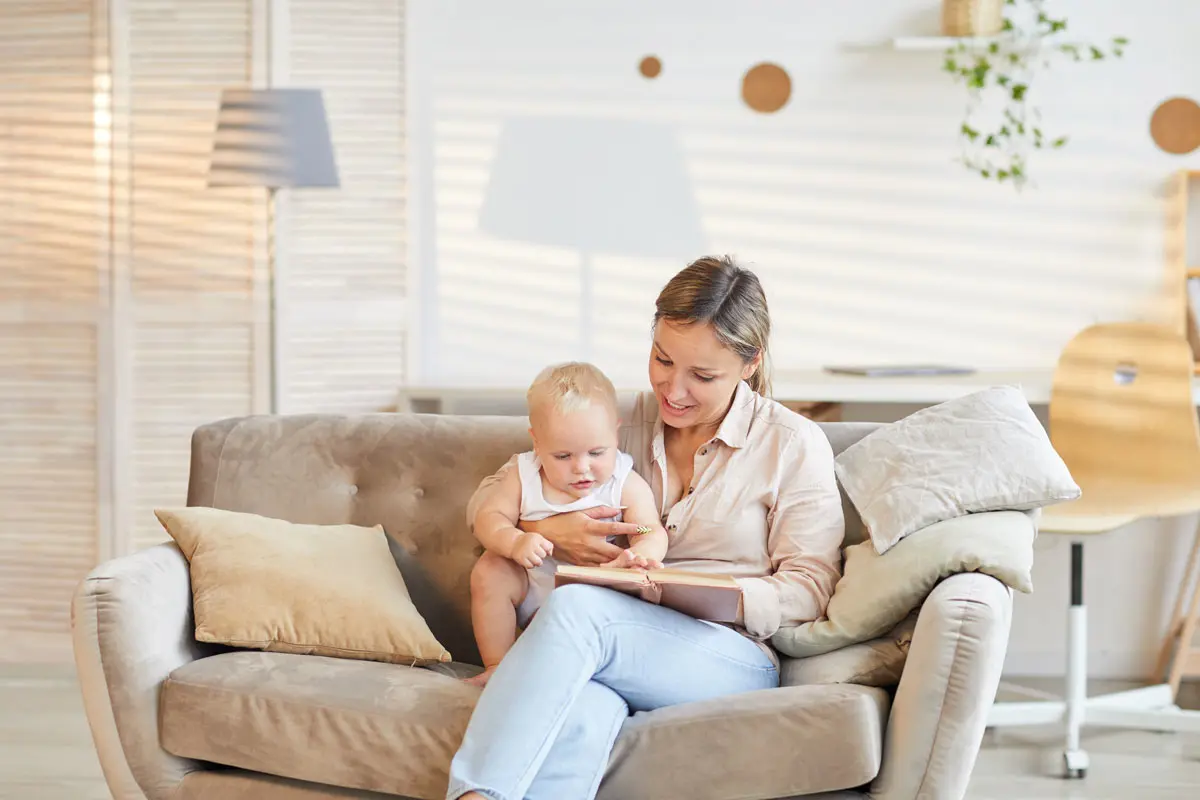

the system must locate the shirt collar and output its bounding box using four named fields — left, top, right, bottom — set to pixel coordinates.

left=712, top=380, right=755, bottom=449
